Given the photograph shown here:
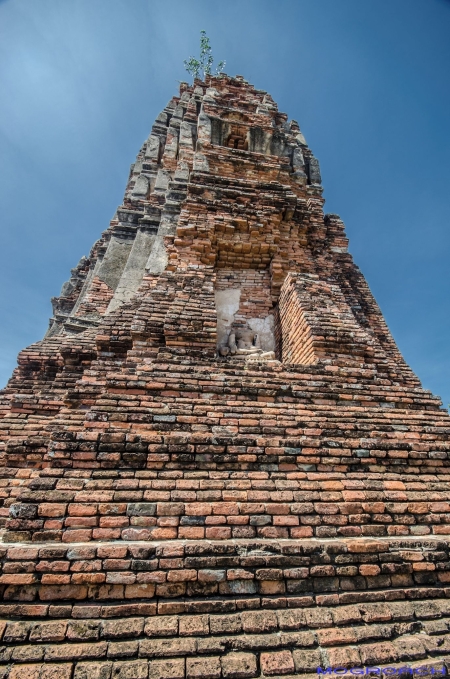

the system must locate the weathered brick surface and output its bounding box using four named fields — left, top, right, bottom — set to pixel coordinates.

left=0, top=73, right=449, bottom=677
